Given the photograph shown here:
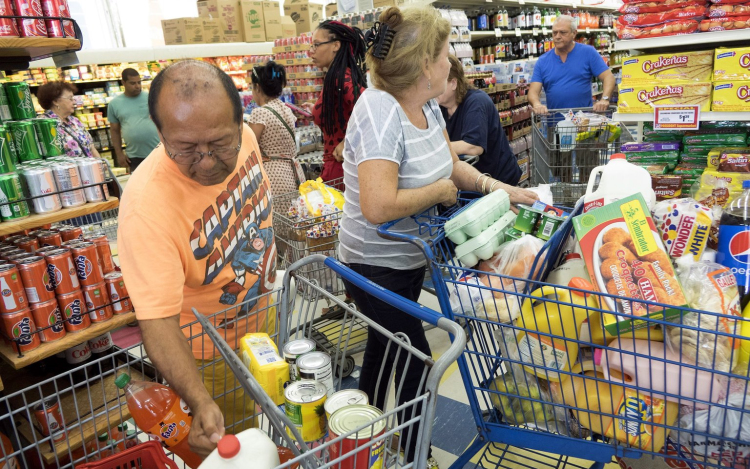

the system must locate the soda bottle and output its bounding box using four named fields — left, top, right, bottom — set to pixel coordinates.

left=532, top=6, right=541, bottom=26
left=114, top=374, right=203, bottom=468
left=717, top=180, right=750, bottom=308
